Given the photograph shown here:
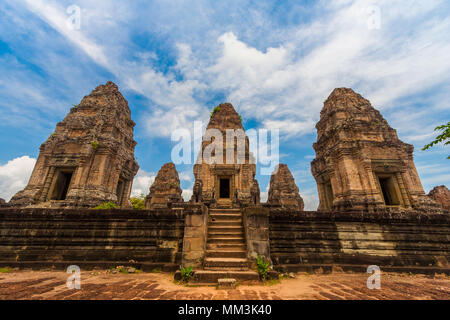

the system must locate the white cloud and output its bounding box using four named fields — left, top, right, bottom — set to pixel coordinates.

left=260, top=191, right=268, bottom=203
left=130, top=170, right=155, bottom=197
left=15, top=0, right=450, bottom=142
left=0, top=156, right=36, bottom=201
left=303, top=193, right=320, bottom=211
left=179, top=171, right=193, bottom=182
left=182, top=189, right=193, bottom=202
left=22, top=0, right=109, bottom=68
